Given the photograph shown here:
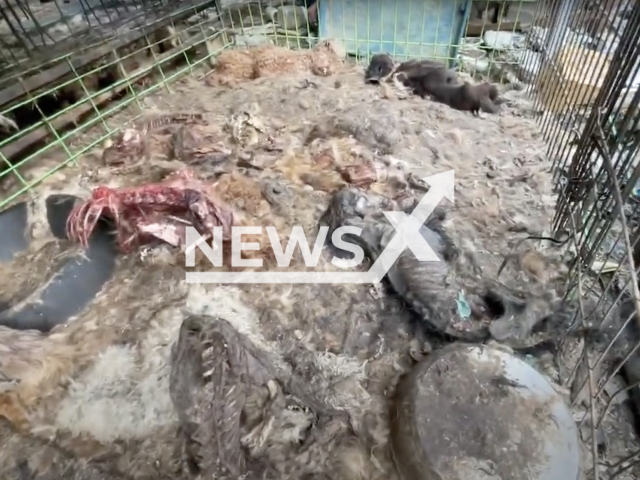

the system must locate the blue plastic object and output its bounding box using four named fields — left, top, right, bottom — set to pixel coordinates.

left=318, top=0, right=470, bottom=66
